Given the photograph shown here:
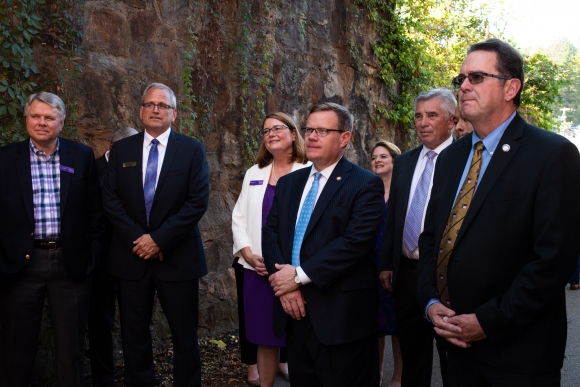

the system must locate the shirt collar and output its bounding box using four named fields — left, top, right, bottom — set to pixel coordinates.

left=472, top=111, right=516, bottom=155
left=29, top=138, right=60, bottom=158
left=310, top=156, right=342, bottom=180
left=420, top=134, right=453, bottom=158
left=144, top=128, right=171, bottom=148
